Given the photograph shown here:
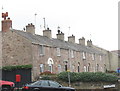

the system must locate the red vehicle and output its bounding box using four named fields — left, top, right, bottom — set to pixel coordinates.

left=0, top=80, right=15, bottom=91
